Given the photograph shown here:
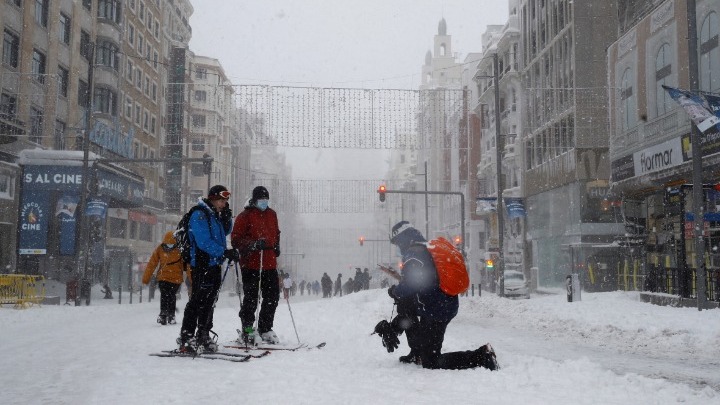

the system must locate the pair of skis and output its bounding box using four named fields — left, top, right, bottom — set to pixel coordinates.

left=149, top=341, right=326, bottom=363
